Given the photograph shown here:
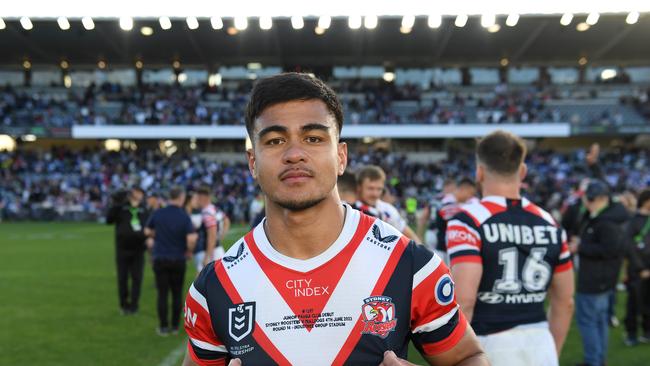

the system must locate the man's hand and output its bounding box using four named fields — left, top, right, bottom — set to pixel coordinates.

left=379, top=351, right=419, bottom=366
left=568, top=237, right=580, bottom=254
left=228, top=358, right=241, bottom=366
left=640, top=269, right=650, bottom=279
